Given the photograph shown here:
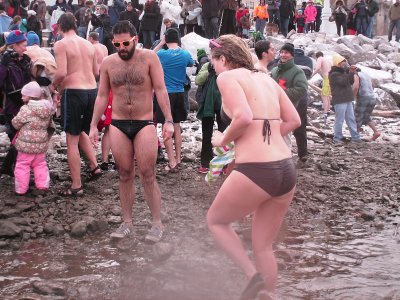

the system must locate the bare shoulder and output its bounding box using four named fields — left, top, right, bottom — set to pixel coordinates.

left=140, top=48, right=159, bottom=61
left=102, top=53, right=119, bottom=68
